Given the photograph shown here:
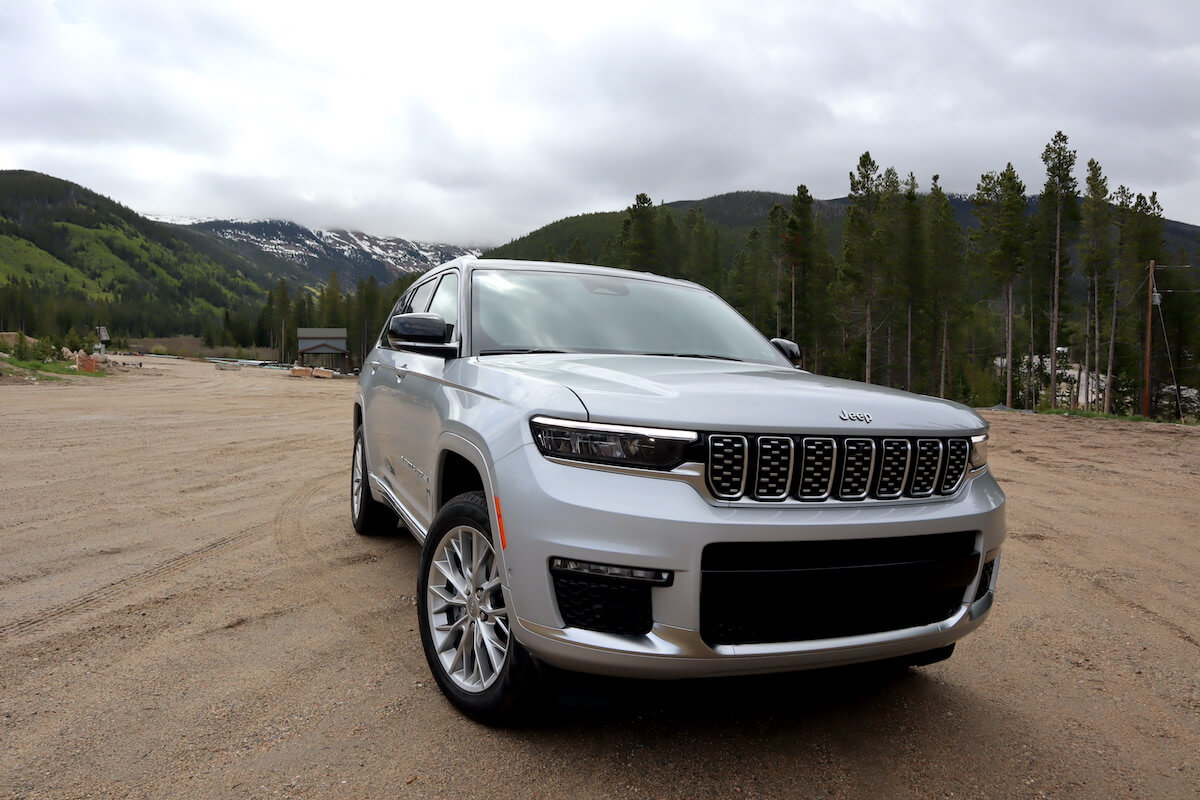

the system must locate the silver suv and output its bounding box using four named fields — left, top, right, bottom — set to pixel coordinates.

left=352, top=257, right=1006, bottom=723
